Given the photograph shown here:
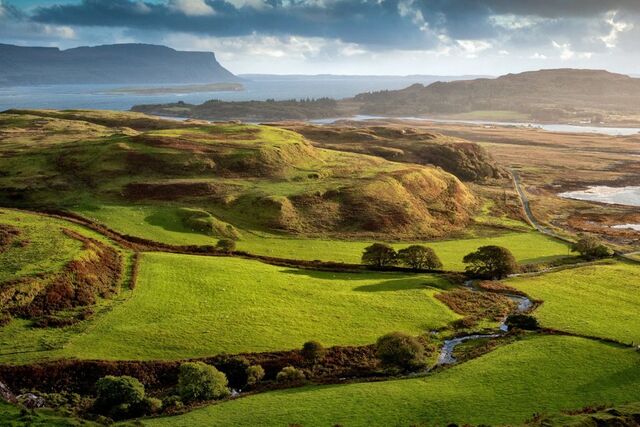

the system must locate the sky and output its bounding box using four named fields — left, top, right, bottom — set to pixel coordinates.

left=1, top=0, right=639, bottom=76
